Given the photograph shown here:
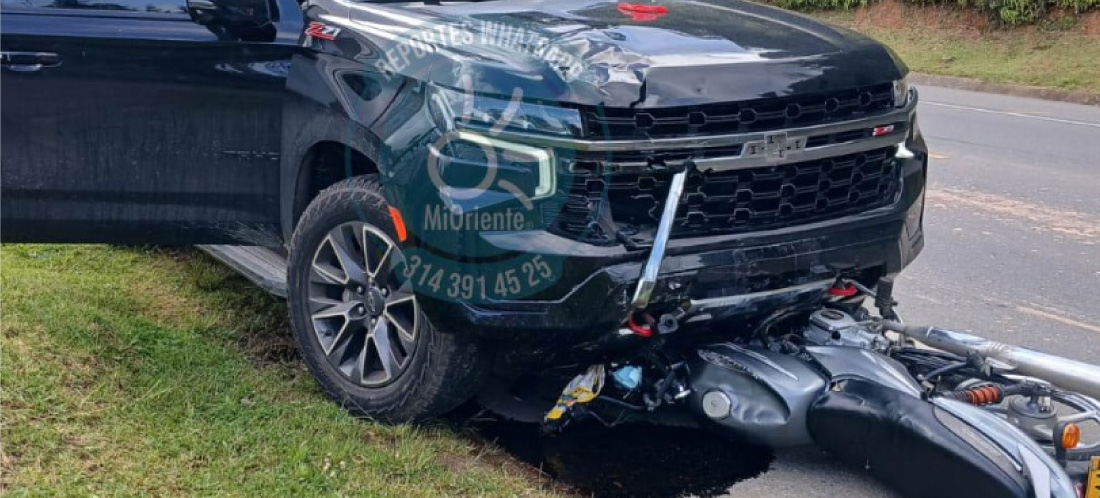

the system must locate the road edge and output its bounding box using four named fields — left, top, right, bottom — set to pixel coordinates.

left=912, top=73, right=1100, bottom=106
